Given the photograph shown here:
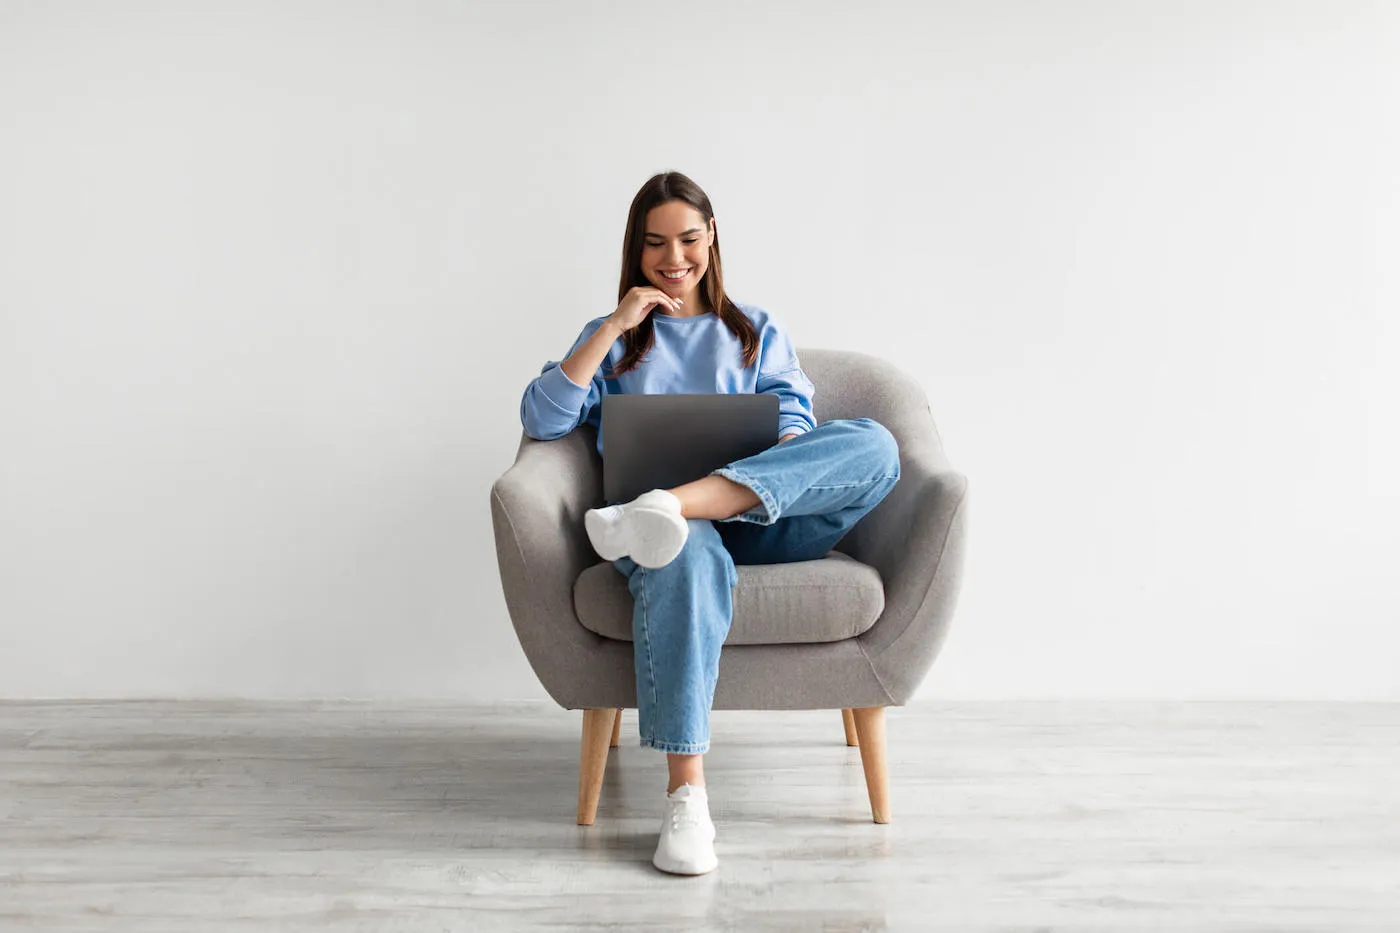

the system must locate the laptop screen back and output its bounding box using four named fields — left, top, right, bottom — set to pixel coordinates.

left=602, top=393, right=780, bottom=503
